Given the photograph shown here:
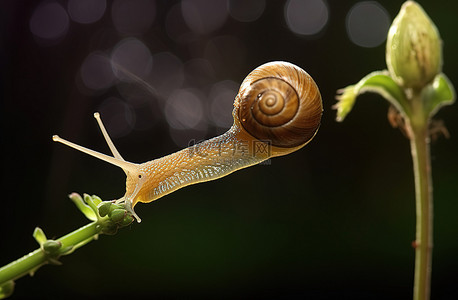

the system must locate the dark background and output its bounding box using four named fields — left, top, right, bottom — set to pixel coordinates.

left=2, top=0, right=458, bottom=299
